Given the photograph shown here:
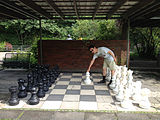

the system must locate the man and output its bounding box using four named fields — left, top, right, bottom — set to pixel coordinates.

left=66, top=34, right=72, bottom=40
left=87, top=45, right=117, bottom=84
